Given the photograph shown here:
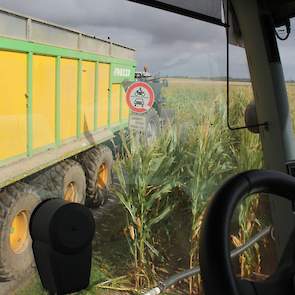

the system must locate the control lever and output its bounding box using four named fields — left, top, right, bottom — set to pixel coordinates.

left=30, top=199, right=95, bottom=295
